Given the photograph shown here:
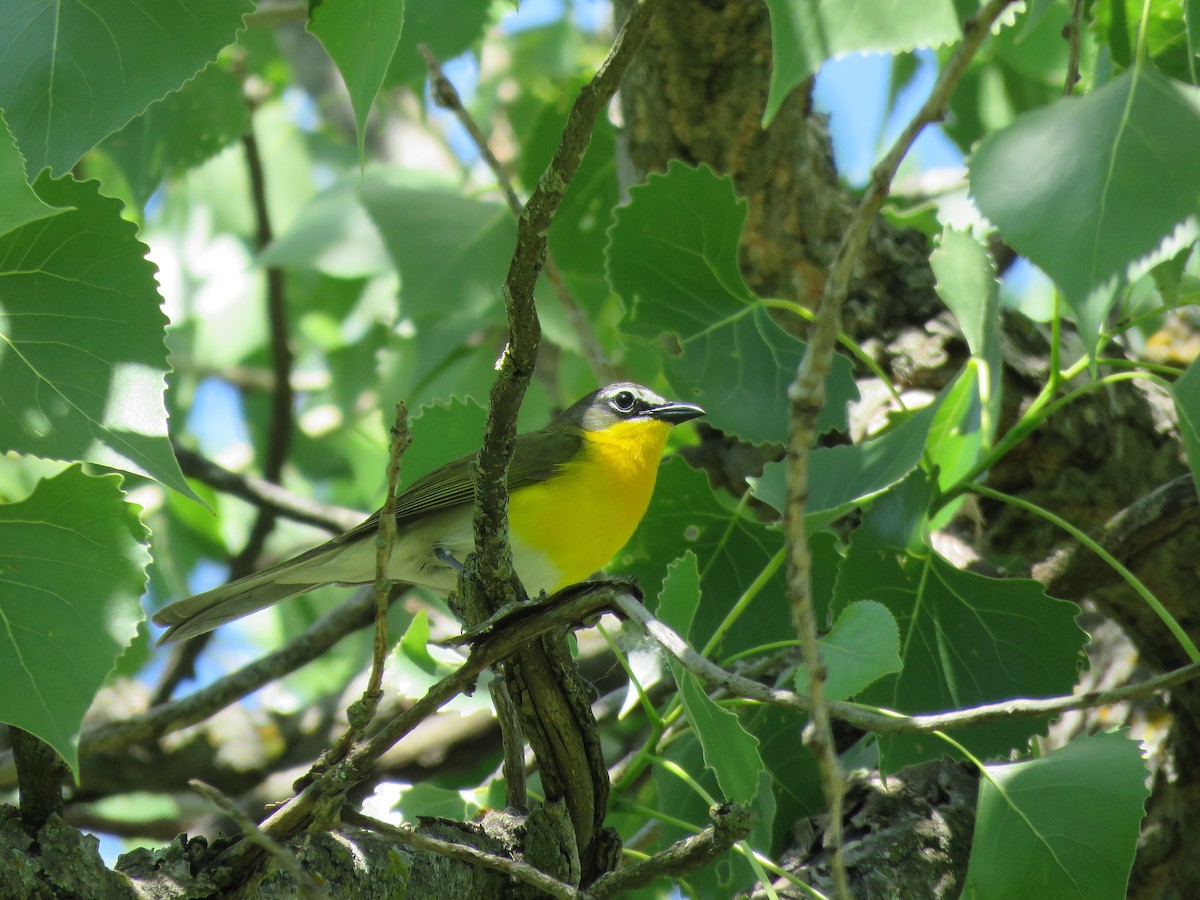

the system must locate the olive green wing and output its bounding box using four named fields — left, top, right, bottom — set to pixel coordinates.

left=332, top=426, right=583, bottom=545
